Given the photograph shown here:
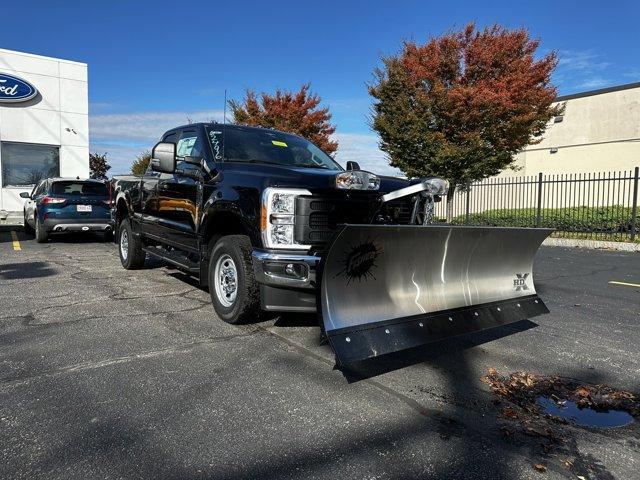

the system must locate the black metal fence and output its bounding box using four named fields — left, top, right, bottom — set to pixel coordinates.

left=435, top=166, right=640, bottom=242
